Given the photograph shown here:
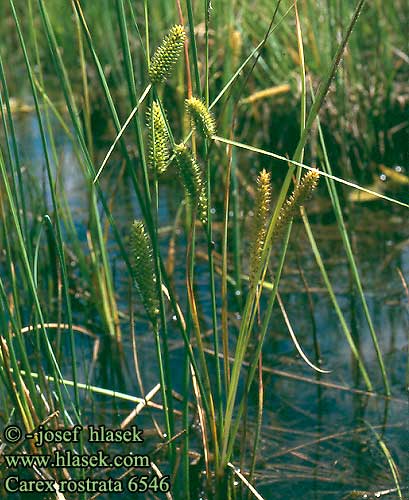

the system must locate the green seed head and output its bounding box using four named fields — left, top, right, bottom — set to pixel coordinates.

left=149, top=25, right=186, bottom=85
left=147, top=101, right=170, bottom=175
left=249, top=168, right=272, bottom=282
left=129, top=220, right=159, bottom=323
left=274, top=170, right=320, bottom=242
left=174, top=143, right=208, bottom=224
left=185, top=97, right=216, bottom=139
